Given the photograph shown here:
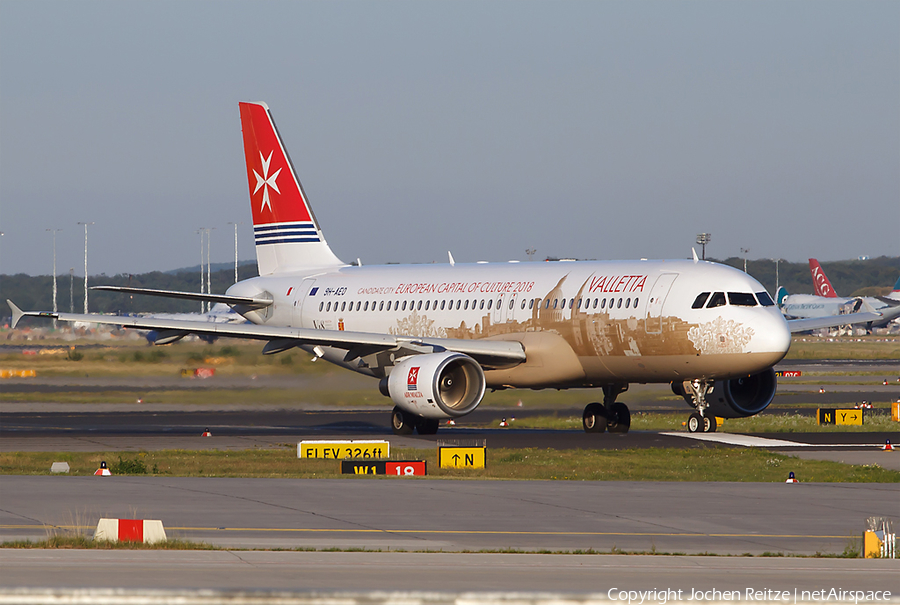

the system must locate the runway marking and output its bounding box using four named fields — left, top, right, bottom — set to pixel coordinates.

left=0, top=525, right=850, bottom=539
left=659, top=432, right=883, bottom=448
